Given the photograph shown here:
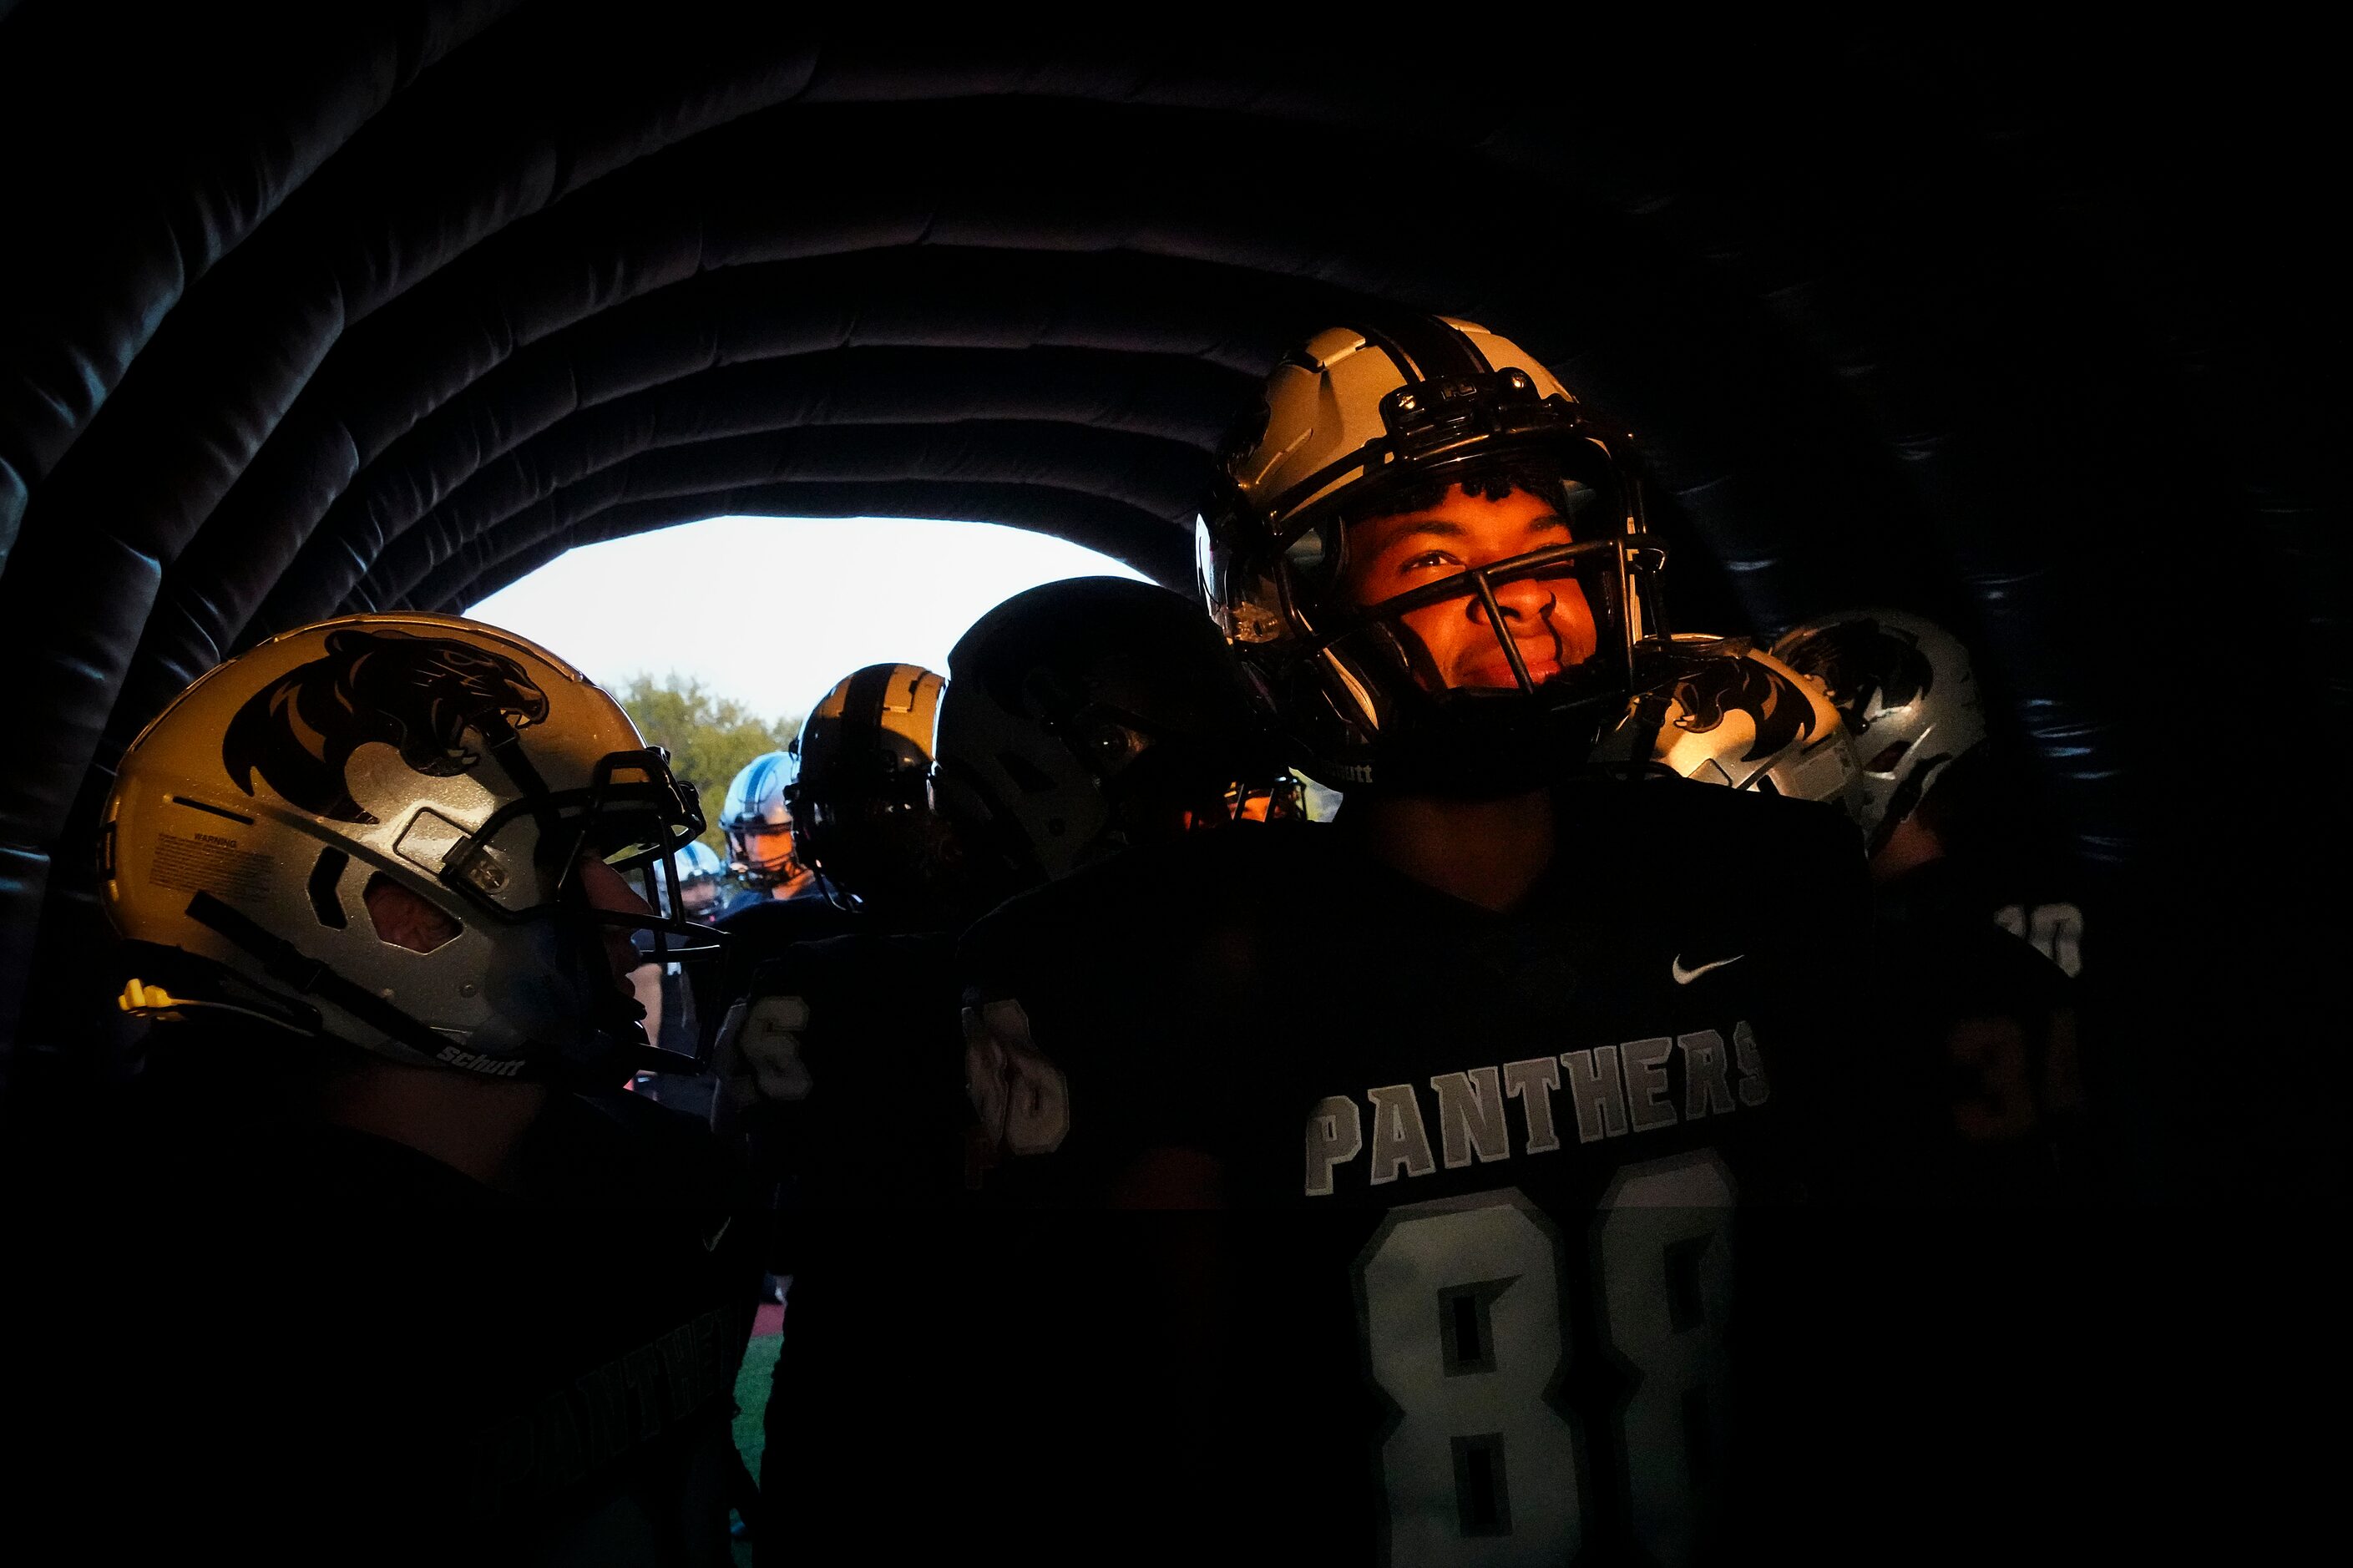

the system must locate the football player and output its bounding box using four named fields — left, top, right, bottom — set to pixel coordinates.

left=957, top=319, right=1891, bottom=1561
left=689, top=746, right=865, bottom=1049
left=94, top=613, right=753, bottom=1556
left=698, top=663, right=962, bottom=1562
left=931, top=574, right=1292, bottom=888
left=719, top=609, right=1287, bottom=1174
left=676, top=835, right=727, bottom=923
left=738, top=582, right=1284, bottom=1564
left=715, top=749, right=820, bottom=916
left=707, top=660, right=959, bottom=1167
left=1773, top=609, right=2087, bottom=1195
